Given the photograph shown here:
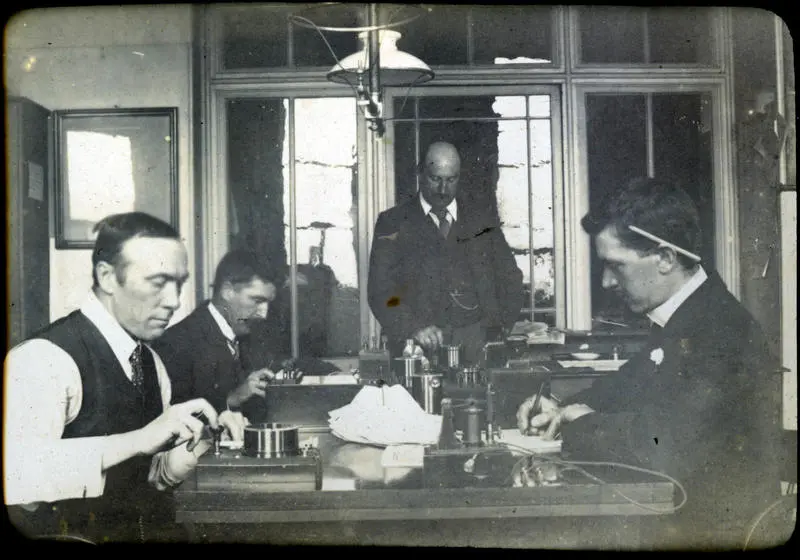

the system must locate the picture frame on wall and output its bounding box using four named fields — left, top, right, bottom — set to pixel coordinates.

left=53, top=107, right=178, bottom=249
